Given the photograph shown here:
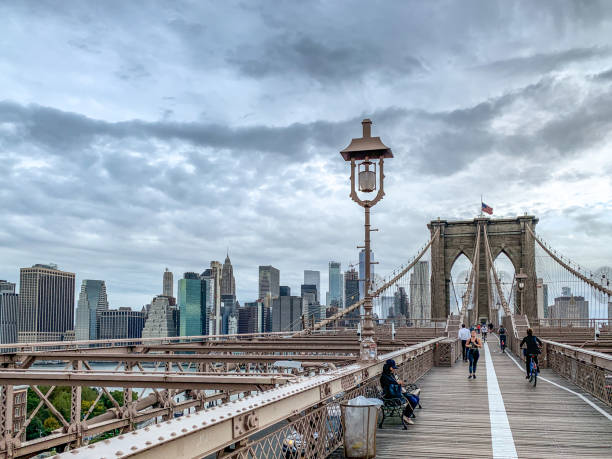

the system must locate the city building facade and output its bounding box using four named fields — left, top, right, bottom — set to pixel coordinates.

left=303, top=270, right=320, bottom=302
left=99, top=307, right=145, bottom=340
left=548, top=288, right=589, bottom=326
left=163, top=268, right=174, bottom=298
left=221, top=254, right=236, bottom=296
left=0, top=281, right=18, bottom=344
left=18, top=264, right=75, bottom=343
left=259, top=265, right=280, bottom=305
left=328, top=262, right=343, bottom=307
left=142, top=295, right=178, bottom=338
left=75, top=279, right=109, bottom=341
left=272, top=293, right=302, bottom=332
left=178, top=273, right=207, bottom=336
